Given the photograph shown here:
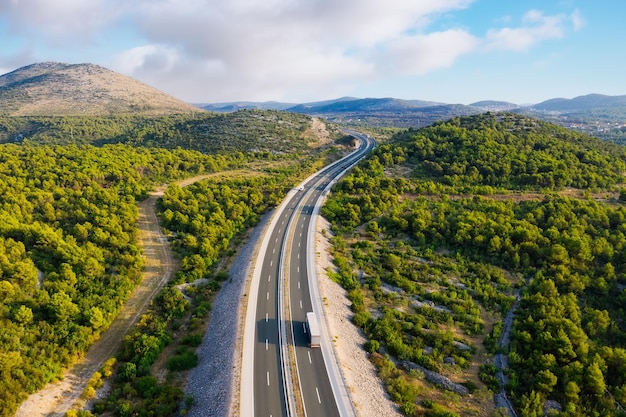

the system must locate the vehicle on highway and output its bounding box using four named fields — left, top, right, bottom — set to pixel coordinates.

left=305, top=312, right=321, bottom=348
